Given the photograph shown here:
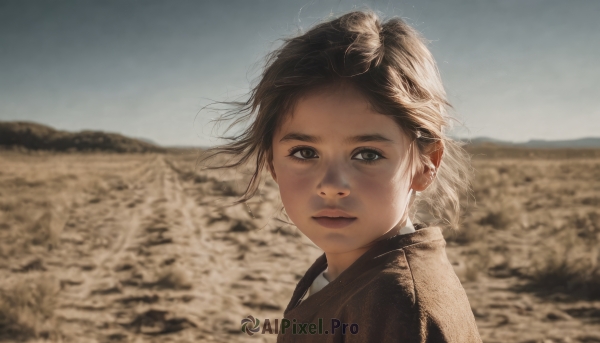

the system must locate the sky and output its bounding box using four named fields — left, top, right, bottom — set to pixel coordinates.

left=1, top=0, right=599, bottom=146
